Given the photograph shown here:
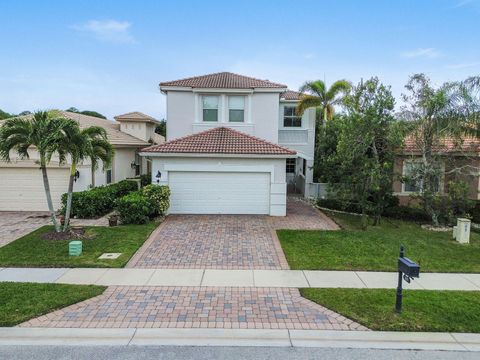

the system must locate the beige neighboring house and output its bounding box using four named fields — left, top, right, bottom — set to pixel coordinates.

left=0, top=110, right=164, bottom=211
